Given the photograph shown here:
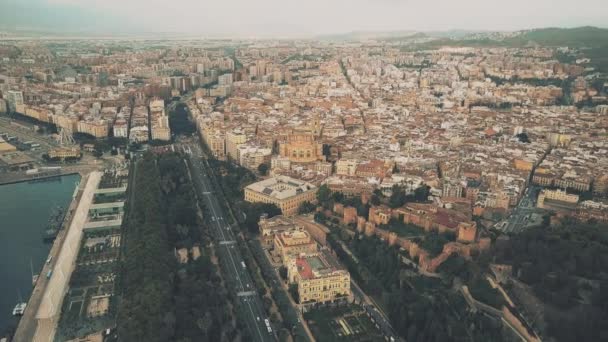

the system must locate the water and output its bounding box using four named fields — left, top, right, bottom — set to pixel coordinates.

left=0, top=174, right=80, bottom=335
